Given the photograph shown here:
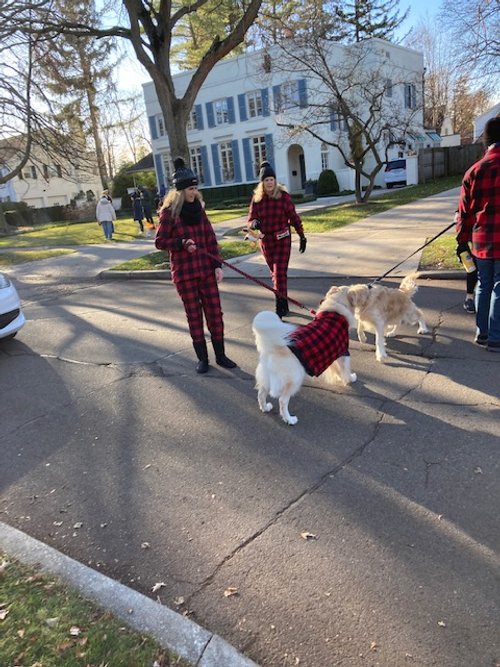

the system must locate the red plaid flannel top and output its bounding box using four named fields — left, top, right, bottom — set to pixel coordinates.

left=155, top=207, right=222, bottom=283
left=456, top=145, right=500, bottom=259
left=287, top=311, right=350, bottom=377
left=248, top=191, right=305, bottom=238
